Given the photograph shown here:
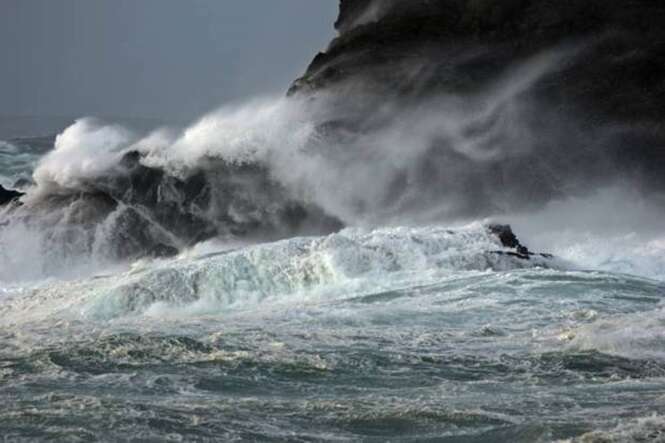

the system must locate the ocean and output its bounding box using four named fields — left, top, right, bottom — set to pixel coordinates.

left=1, top=133, right=664, bottom=441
